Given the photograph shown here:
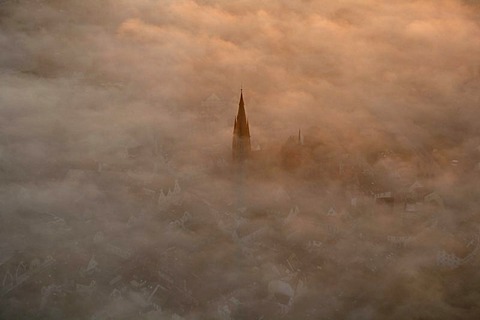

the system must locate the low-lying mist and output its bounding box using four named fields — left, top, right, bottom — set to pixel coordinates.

left=1, top=0, right=480, bottom=319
